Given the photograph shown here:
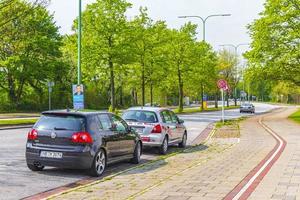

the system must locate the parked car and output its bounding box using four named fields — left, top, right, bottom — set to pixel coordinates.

left=26, top=111, right=142, bottom=177
left=122, top=107, right=187, bottom=155
left=240, top=103, right=255, bottom=113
